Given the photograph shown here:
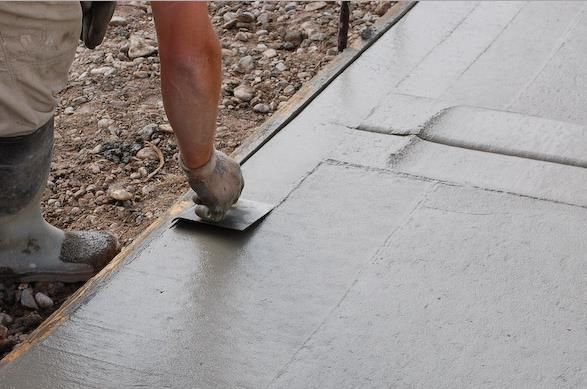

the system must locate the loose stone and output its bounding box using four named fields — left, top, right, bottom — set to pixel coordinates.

left=305, top=1, right=327, bottom=12
left=20, top=288, right=38, bottom=310
left=237, top=12, right=255, bottom=23
left=233, top=85, right=255, bottom=102
left=158, top=123, right=174, bottom=133
left=263, top=48, right=278, bottom=58
left=34, top=292, right=54, bottom=309
left=253, top=103, right=271, bottom=113
left=237, top=55, right=255, bottom=73
left=109, top=16, right=128, bottom=26
left=108, top=187, right=134, bottom=202
left=235, top=32, right=250, bottom=42
left=284, top=31, right=304, bottom=48
left=136, top=147, right=159, bottom=161
left=128, top=34, right=157, bottom=59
